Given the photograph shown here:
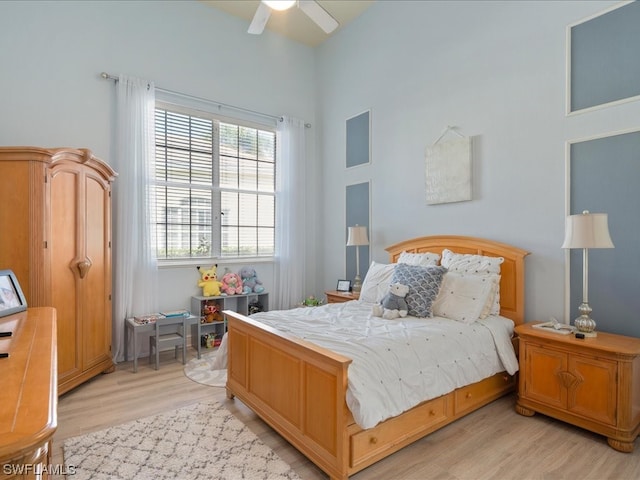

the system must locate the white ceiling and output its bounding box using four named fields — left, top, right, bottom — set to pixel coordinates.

left=201, top=1, right=374, bottom=47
